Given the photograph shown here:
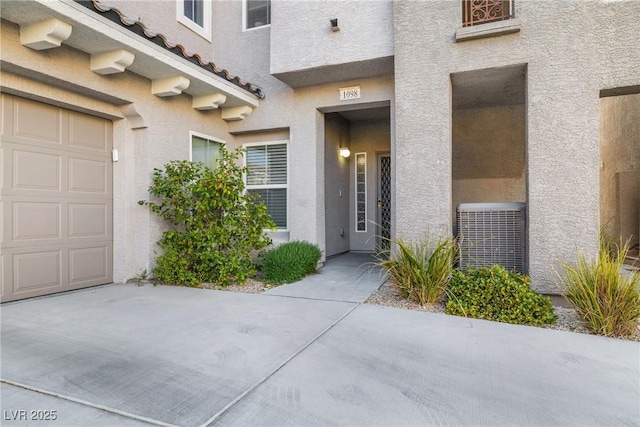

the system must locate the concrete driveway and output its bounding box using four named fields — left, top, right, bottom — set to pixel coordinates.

left=1, top=256, right=639, bottom=426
